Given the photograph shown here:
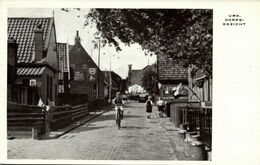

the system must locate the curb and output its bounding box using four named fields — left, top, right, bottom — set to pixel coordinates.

left=45, top=106, right=113, bottom=139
